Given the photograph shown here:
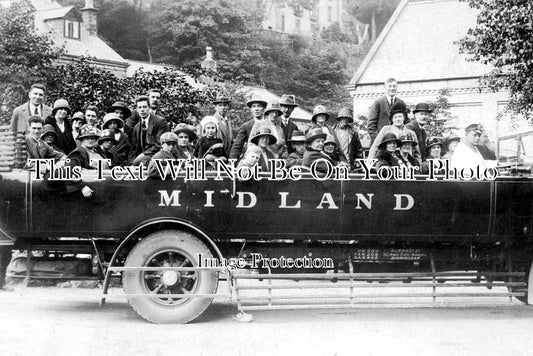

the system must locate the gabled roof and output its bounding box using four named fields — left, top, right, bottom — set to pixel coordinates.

left=349, top=0, right=492, bottom=87
left=39, top=5, right=79, bottom=21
